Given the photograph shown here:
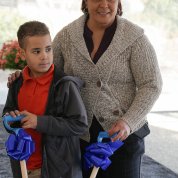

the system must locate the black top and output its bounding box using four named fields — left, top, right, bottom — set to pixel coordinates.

left=83, top=18, right=117, bottom=64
